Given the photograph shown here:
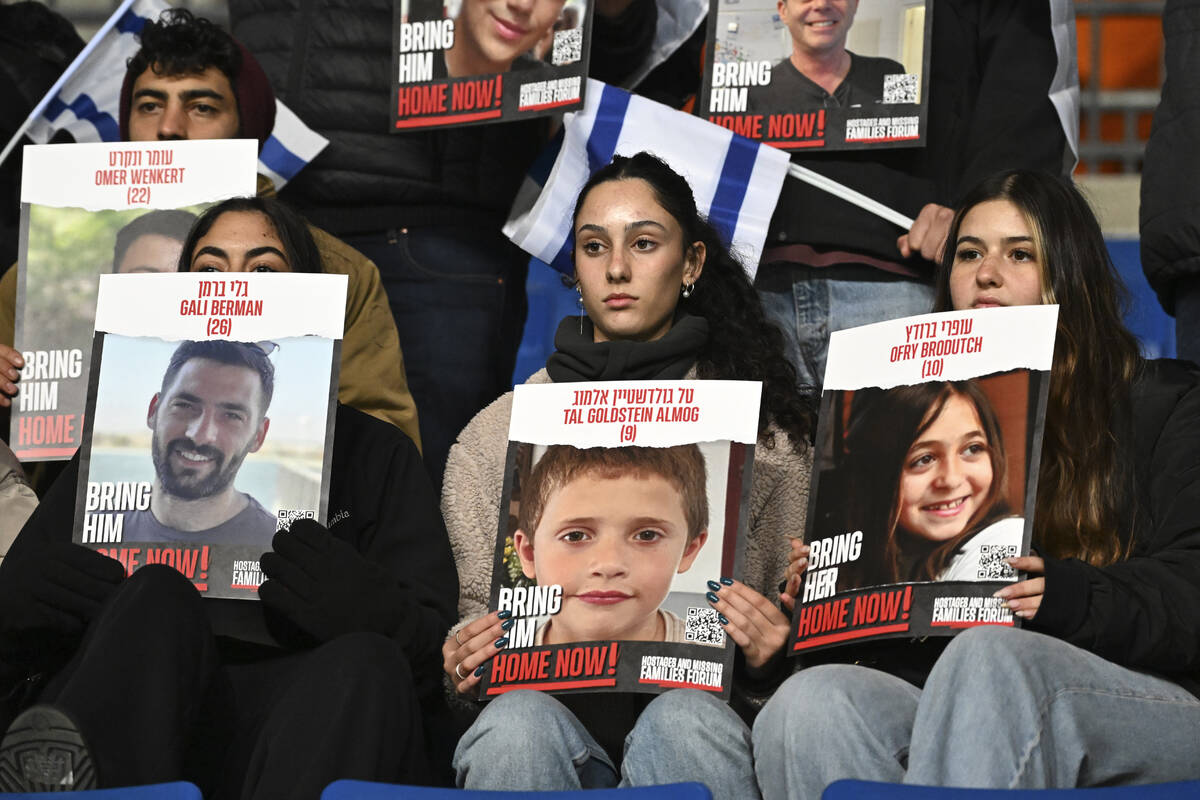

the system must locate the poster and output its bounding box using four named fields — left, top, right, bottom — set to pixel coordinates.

left=11, top=139, right=258, bottom=460
left=391, top=0, right=593, bottom=130
left=479, top=379, right=760, bottom=698
left=73, top=272, right=346, bottom=600
left=791, top=306, right=1057, bottom=653
left=701, top=0, right=932, bottom=151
